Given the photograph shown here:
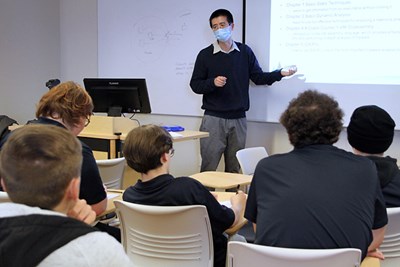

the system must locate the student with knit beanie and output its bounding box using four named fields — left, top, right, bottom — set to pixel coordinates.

left=347, top=105, right=400, bottom=207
